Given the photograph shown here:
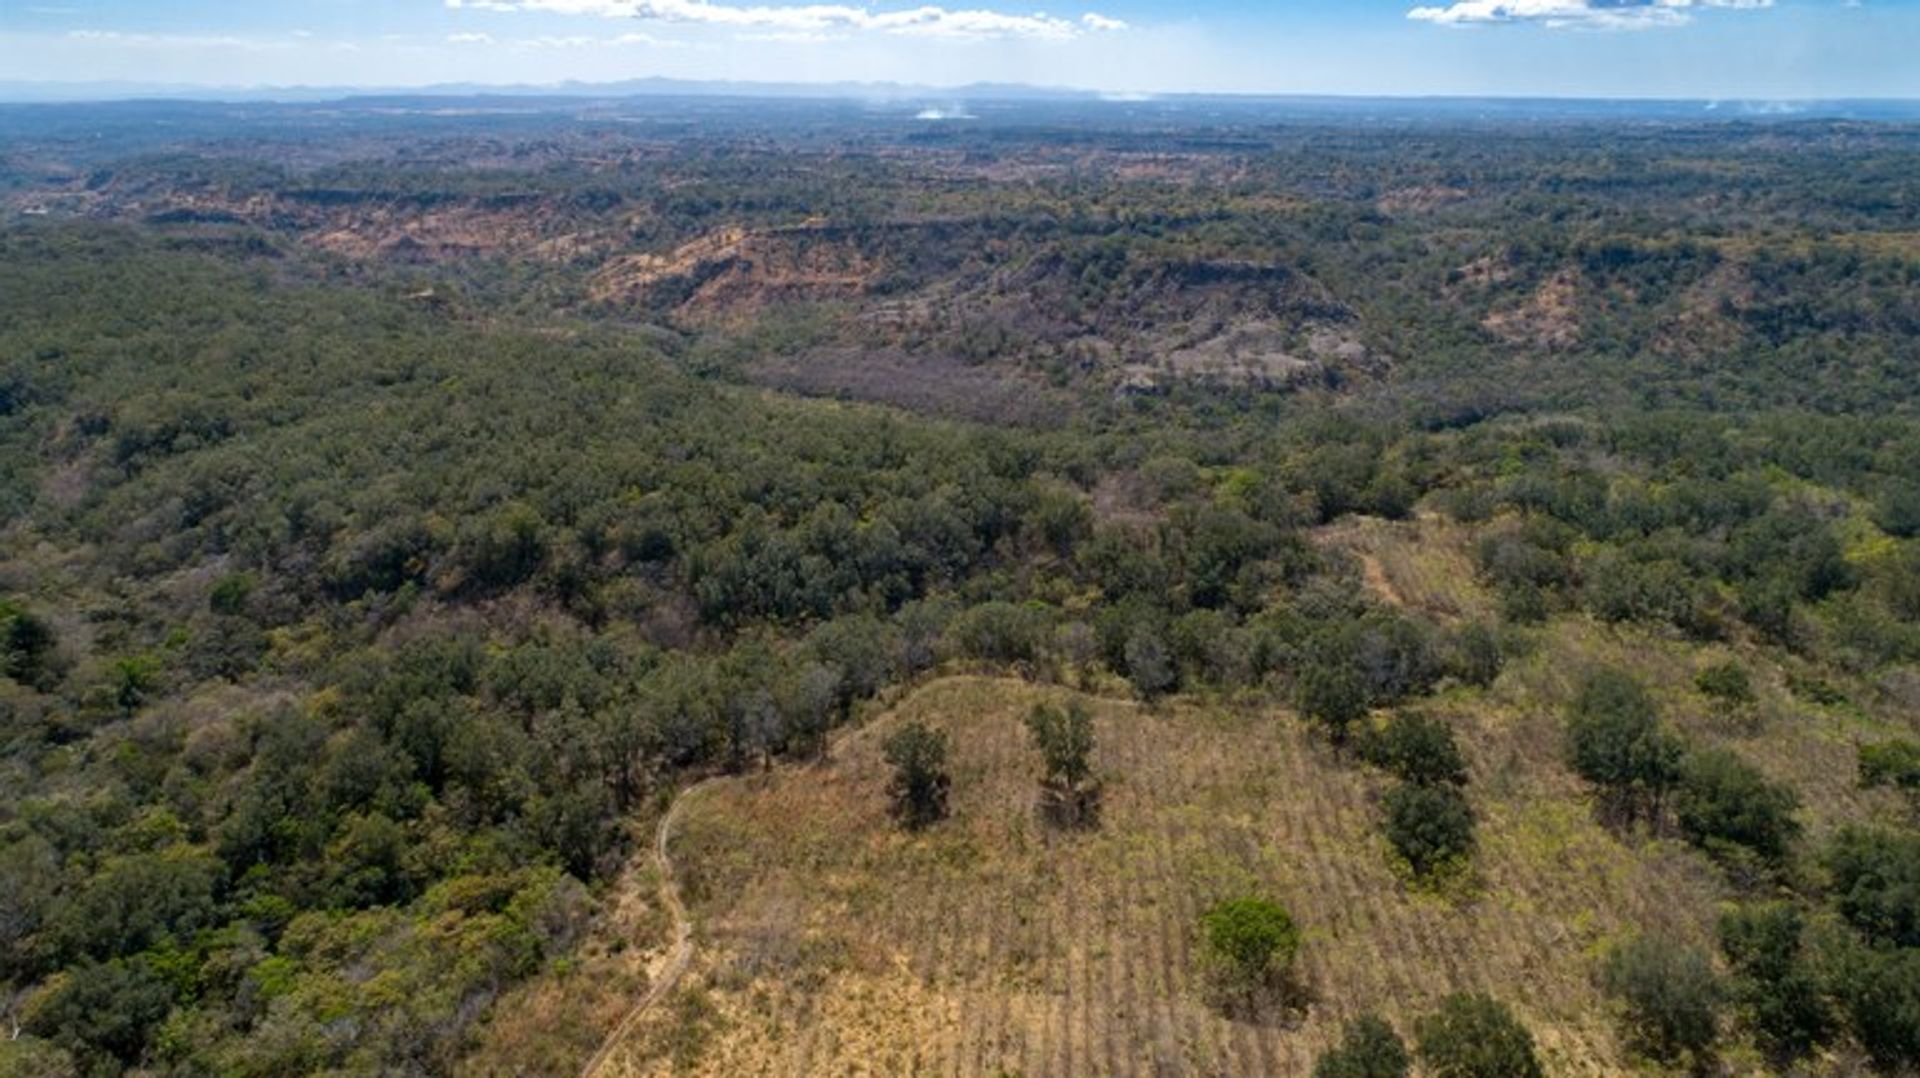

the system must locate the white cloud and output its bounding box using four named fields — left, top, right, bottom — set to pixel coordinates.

left=1407, top=0, right=1772, bottom=30
left=448, top=31, right=495, bottom=43
left=65, top=29, right=283, bottom=49
left=446, top=0, right=1128, bottom=39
